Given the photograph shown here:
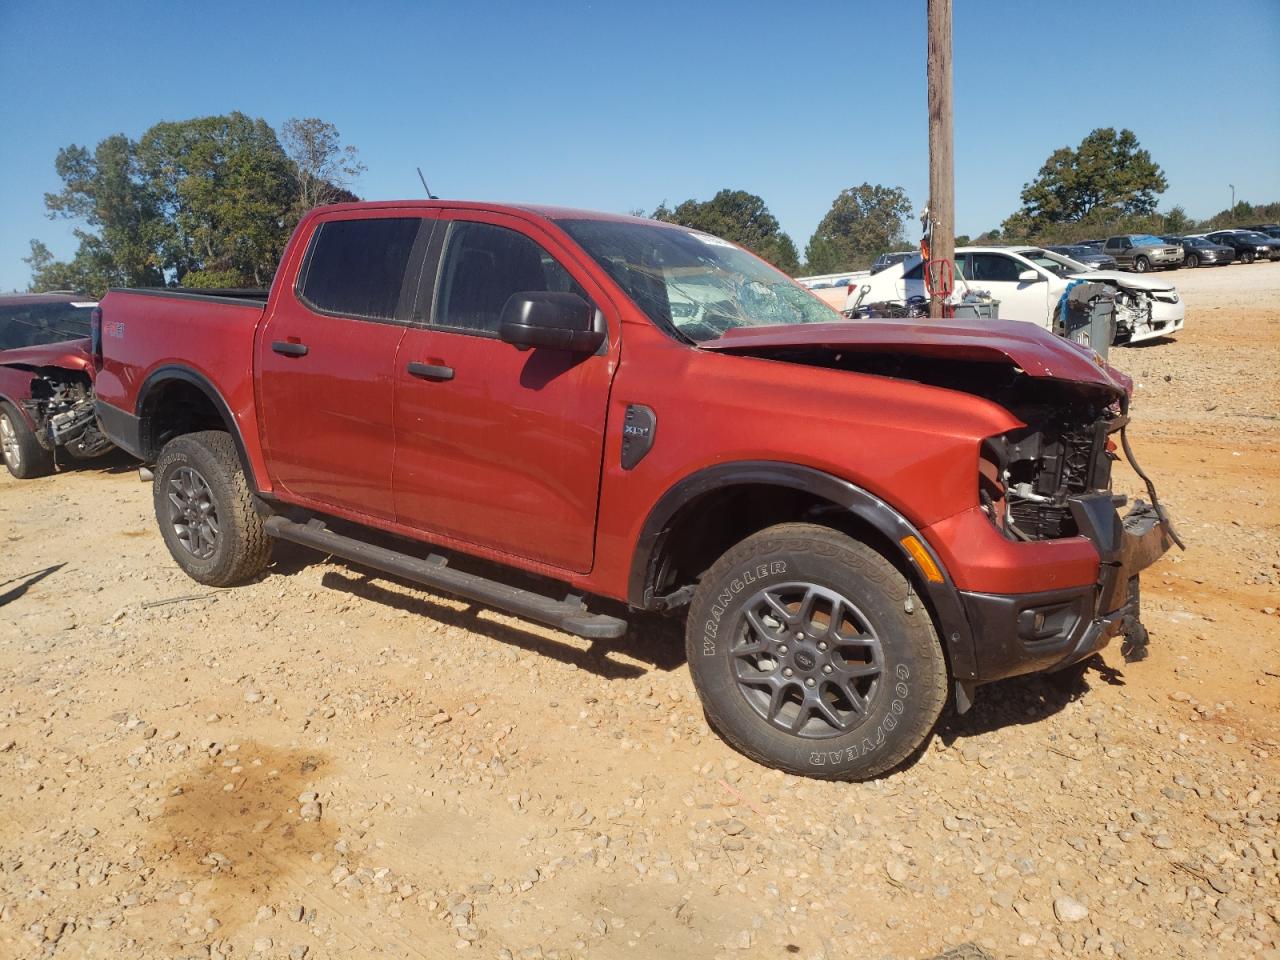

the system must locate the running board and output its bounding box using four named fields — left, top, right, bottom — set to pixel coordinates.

left=263, top=516, right=627, bottom=640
